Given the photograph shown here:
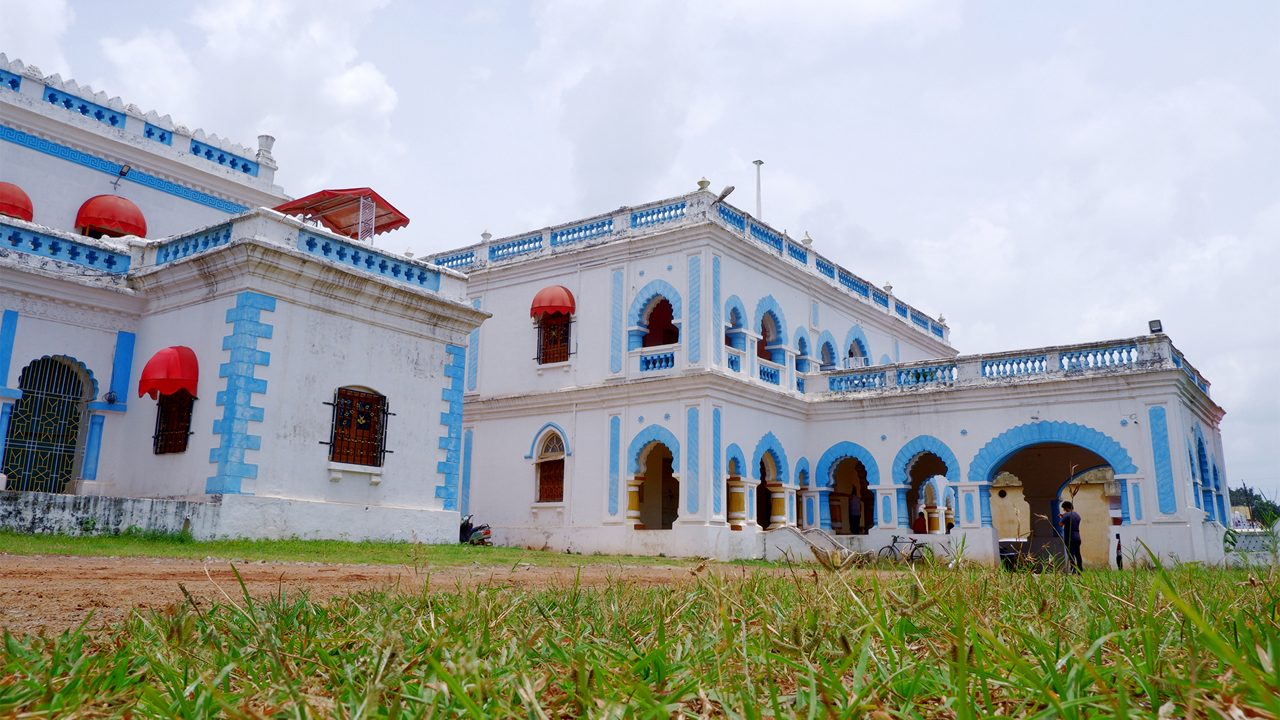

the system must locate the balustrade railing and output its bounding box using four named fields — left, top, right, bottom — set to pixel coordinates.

left=1060, top=344, right=1137, bottom=371
left=727, top=349, right=743, bottom=373
left=639, top=350, right=676, bottom=372
left=758, top=362, right=781, bottom=385
left=982, top=354, right=1047, bottom=379
left=631, top=201, right=686, bottom=229
left=829, top=371, right=887, bottom=393
left=897, top=364, right=957, bottom=387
